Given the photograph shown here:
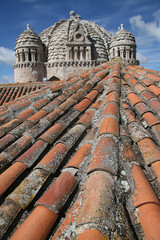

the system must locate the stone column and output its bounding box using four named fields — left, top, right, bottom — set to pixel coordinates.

left=120, top=47, right=124, bottom=59
left=126, top=47, right=130, bottom=59
left=131, top=49, right=134, bottom=59
left=74, top=47, right=78, bottom=60
left=86, top=46, right=91, bottom=60
left=24, top=49, right=29, bottom=62
left=31, top=49, right=36, bottom=62
left=15, top=52, right=19, bottom=64
left=19, top=52, right=23, bottom=62
left=80, top=46, right=84, bottom=60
